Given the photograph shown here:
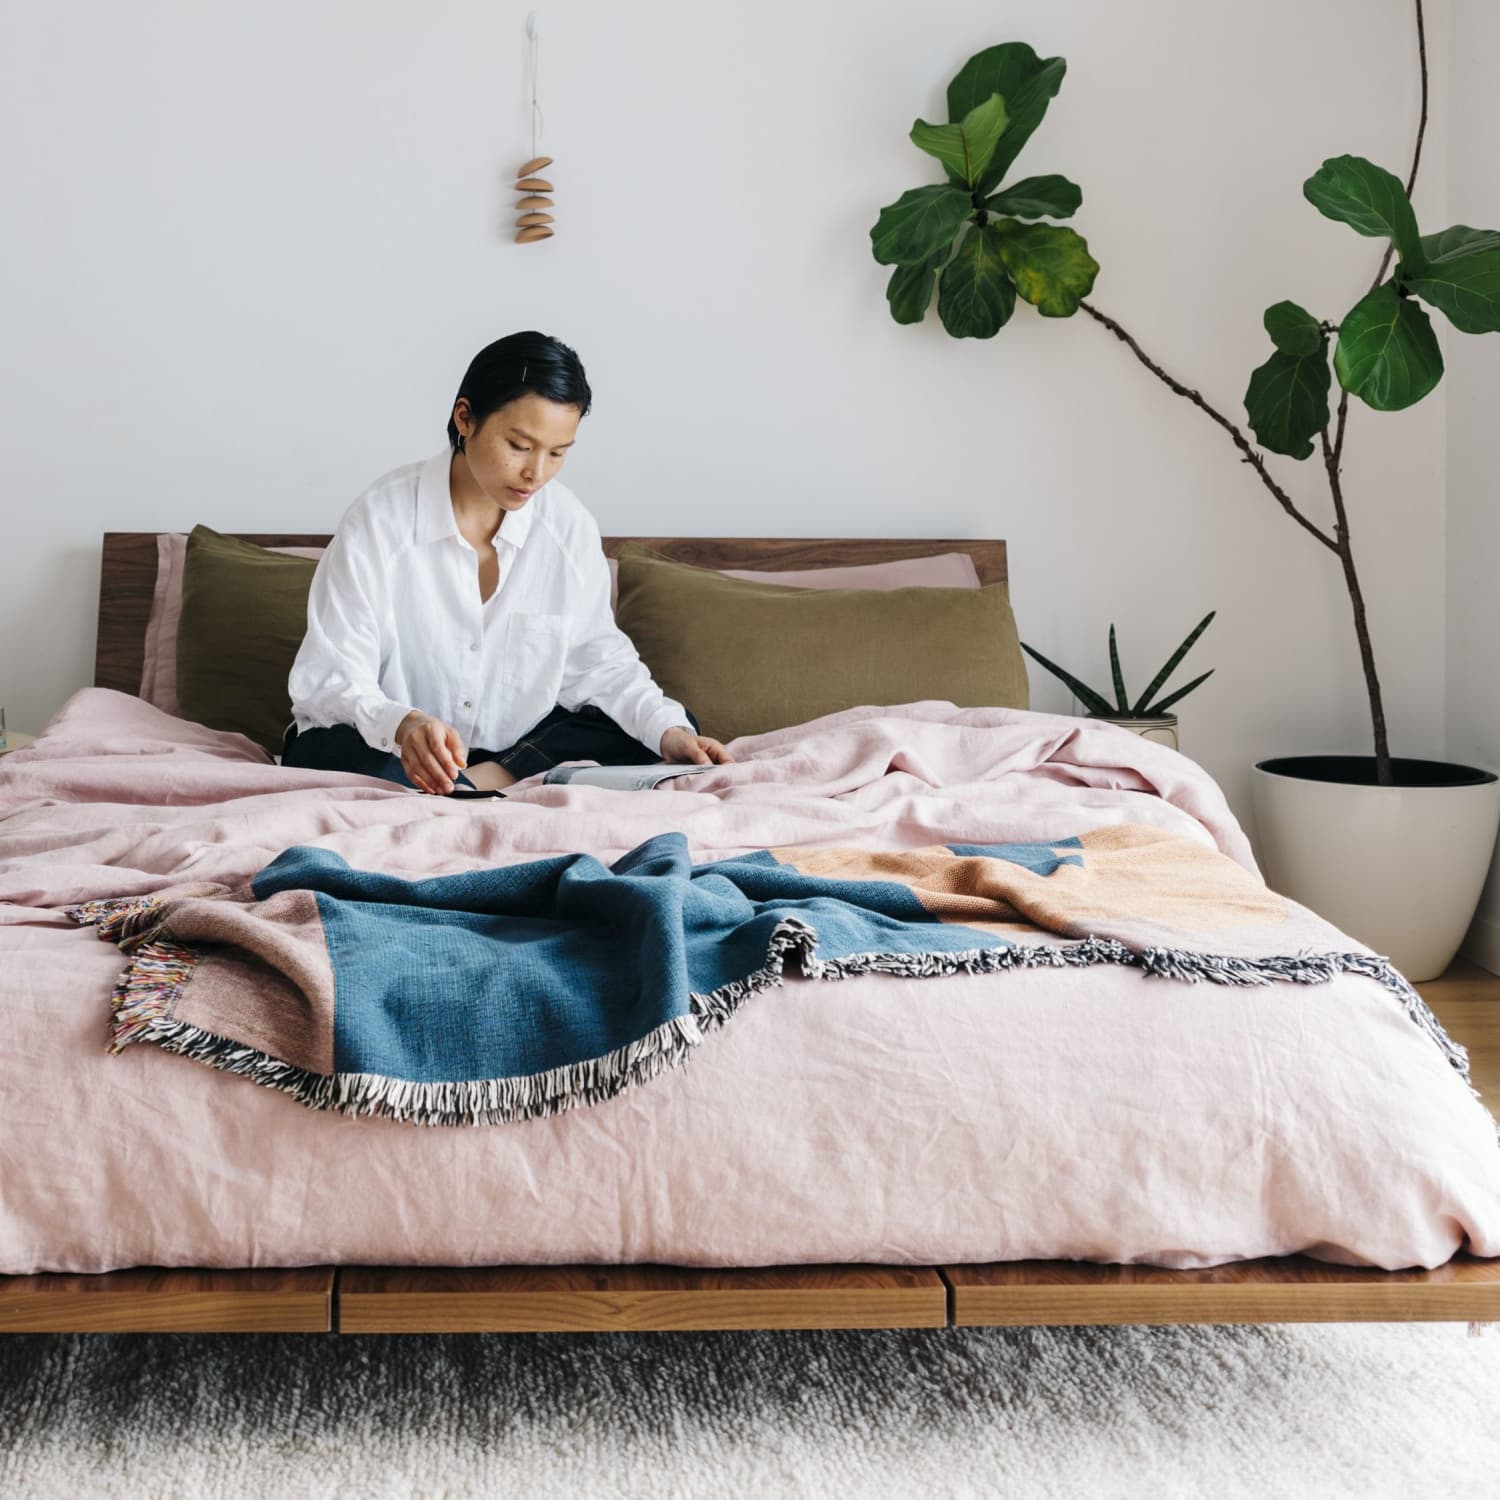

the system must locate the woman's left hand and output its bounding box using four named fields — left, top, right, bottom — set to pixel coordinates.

left=660, top=726, right=734, bottom=765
